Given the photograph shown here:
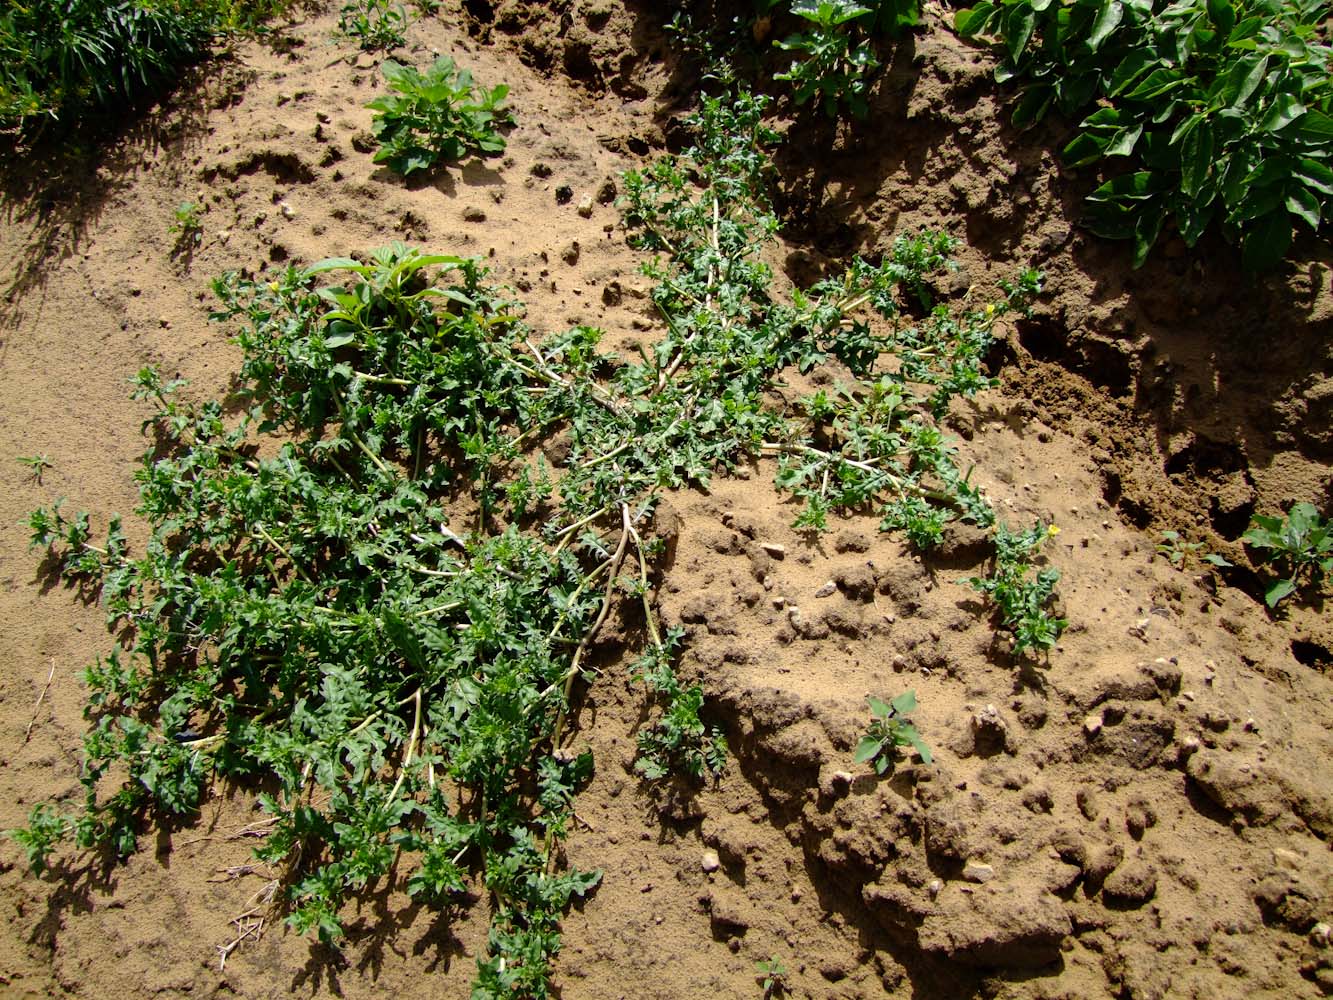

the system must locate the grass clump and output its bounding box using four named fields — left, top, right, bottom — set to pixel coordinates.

left=0, top=0, right=292, bottom=130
